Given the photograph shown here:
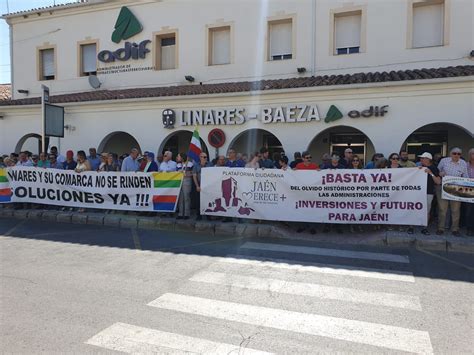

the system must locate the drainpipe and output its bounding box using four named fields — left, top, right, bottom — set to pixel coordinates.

left=311, top=0, right=316, bottom=76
